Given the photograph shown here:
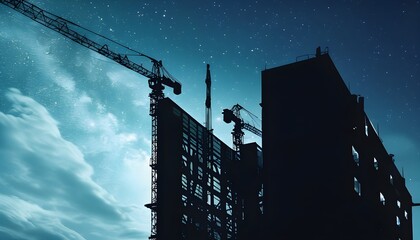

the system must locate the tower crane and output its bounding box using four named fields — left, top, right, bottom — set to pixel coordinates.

left=222, top=104, right=262, bottom=152
left=0, top=0, right=180, bottom=238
